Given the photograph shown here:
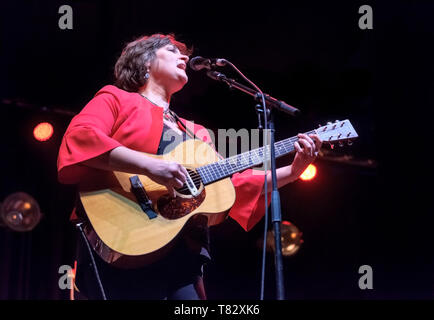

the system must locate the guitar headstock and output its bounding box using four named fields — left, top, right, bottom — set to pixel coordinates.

left=314, top=120, right=358, bottom=148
